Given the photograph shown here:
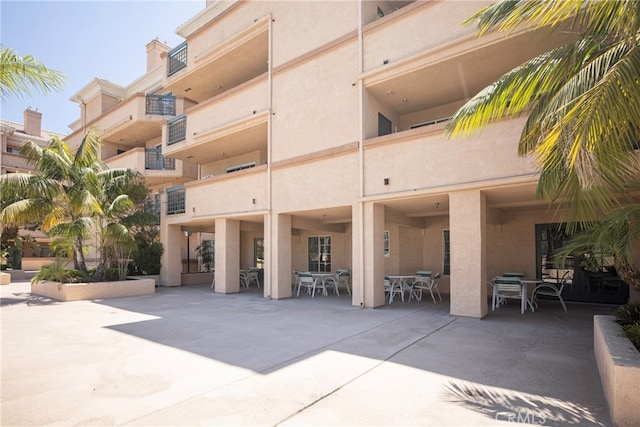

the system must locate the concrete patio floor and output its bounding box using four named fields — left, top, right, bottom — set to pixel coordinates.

left=1, top=280, right=615, bottom=426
